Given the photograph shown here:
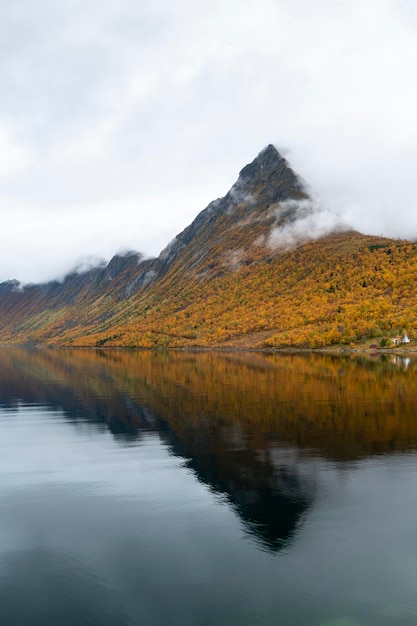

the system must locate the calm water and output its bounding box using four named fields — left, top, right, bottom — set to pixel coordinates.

left=1, top=349, right=417, bottom=625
